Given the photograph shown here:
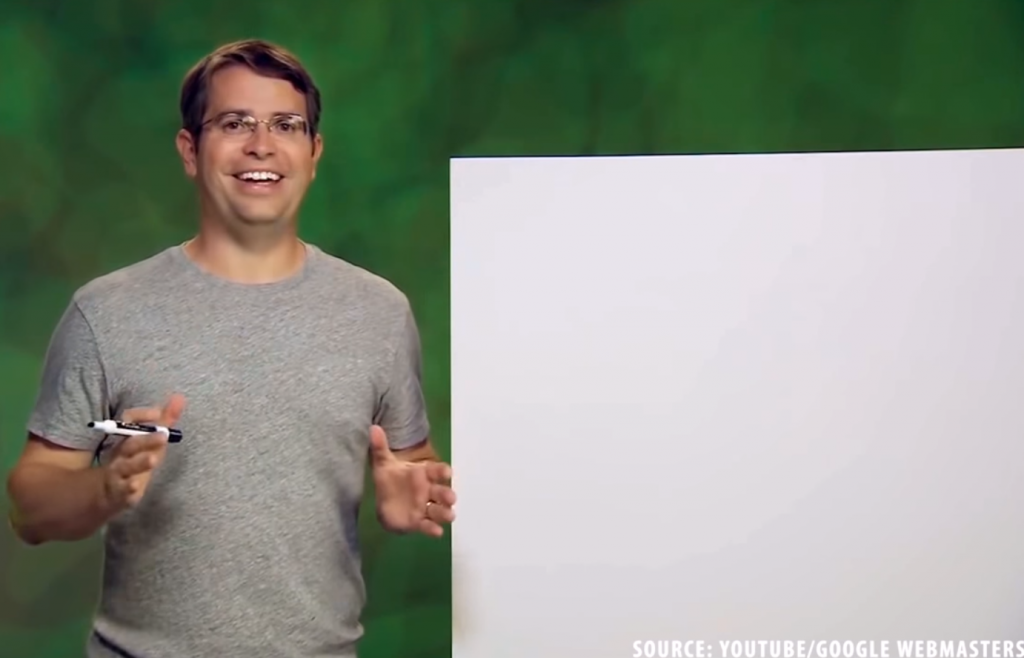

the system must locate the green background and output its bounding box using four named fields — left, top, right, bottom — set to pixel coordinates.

left=1, top=0, right=1023, bottom=656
